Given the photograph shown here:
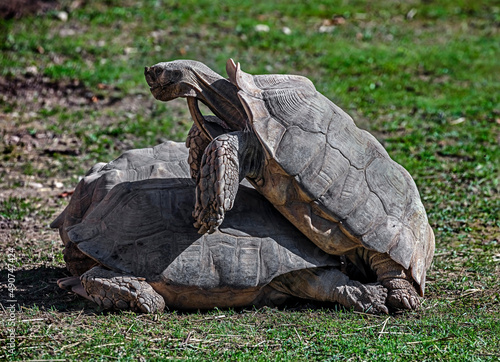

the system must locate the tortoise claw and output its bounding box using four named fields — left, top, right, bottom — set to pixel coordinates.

left=385, top=279, right=421, bottom=310
left=198, top=213, right=223, bottom=234
left=197, top=225, right=209, bottom=234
